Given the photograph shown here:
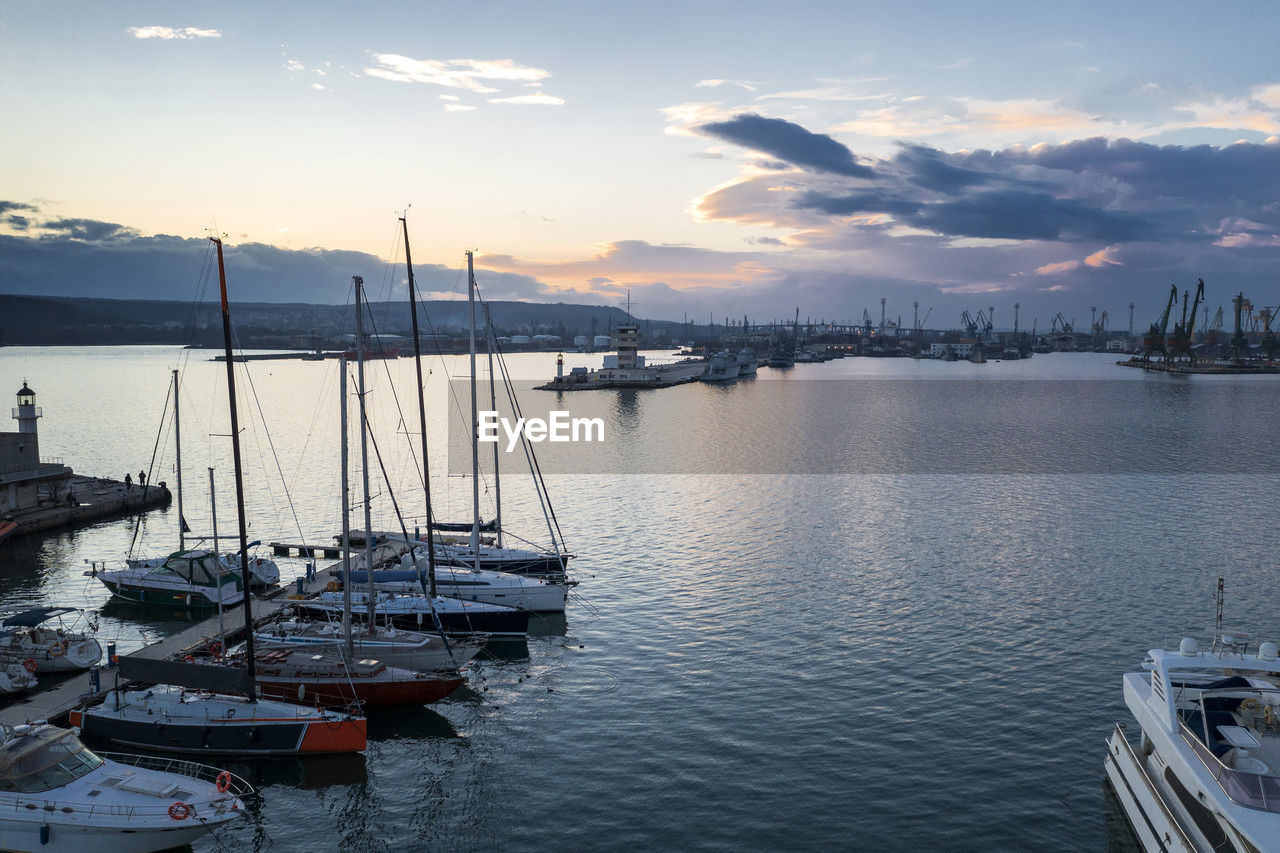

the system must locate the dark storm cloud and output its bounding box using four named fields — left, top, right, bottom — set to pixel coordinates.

left=4, top=215, right=30, bottom=231
left=795, top=190, right=925, bottom=218
left=699, top=113, right=875, bottom=178
left=0, top=201, right=37, bottom=215
left=893, top=144, right=993, bottom=194
left=40, top=217, right=139, bottom=242
left=914, top=190, right=1155, bottom=242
